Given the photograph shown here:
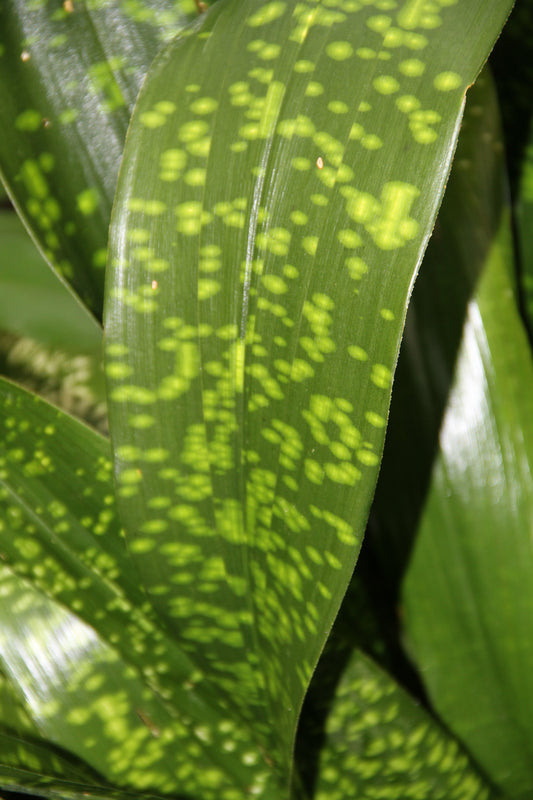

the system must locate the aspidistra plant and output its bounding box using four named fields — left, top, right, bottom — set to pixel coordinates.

left=0, top=1, right=516, bottom=799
